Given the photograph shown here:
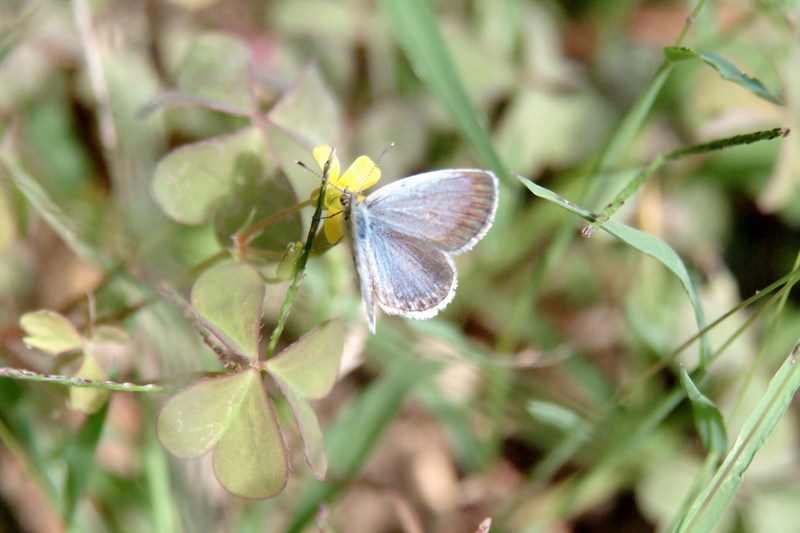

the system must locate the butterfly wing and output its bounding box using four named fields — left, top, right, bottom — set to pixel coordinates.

left=351, top=202, right=456, bottom=332
left=362, top=169, right=498, bottom=254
